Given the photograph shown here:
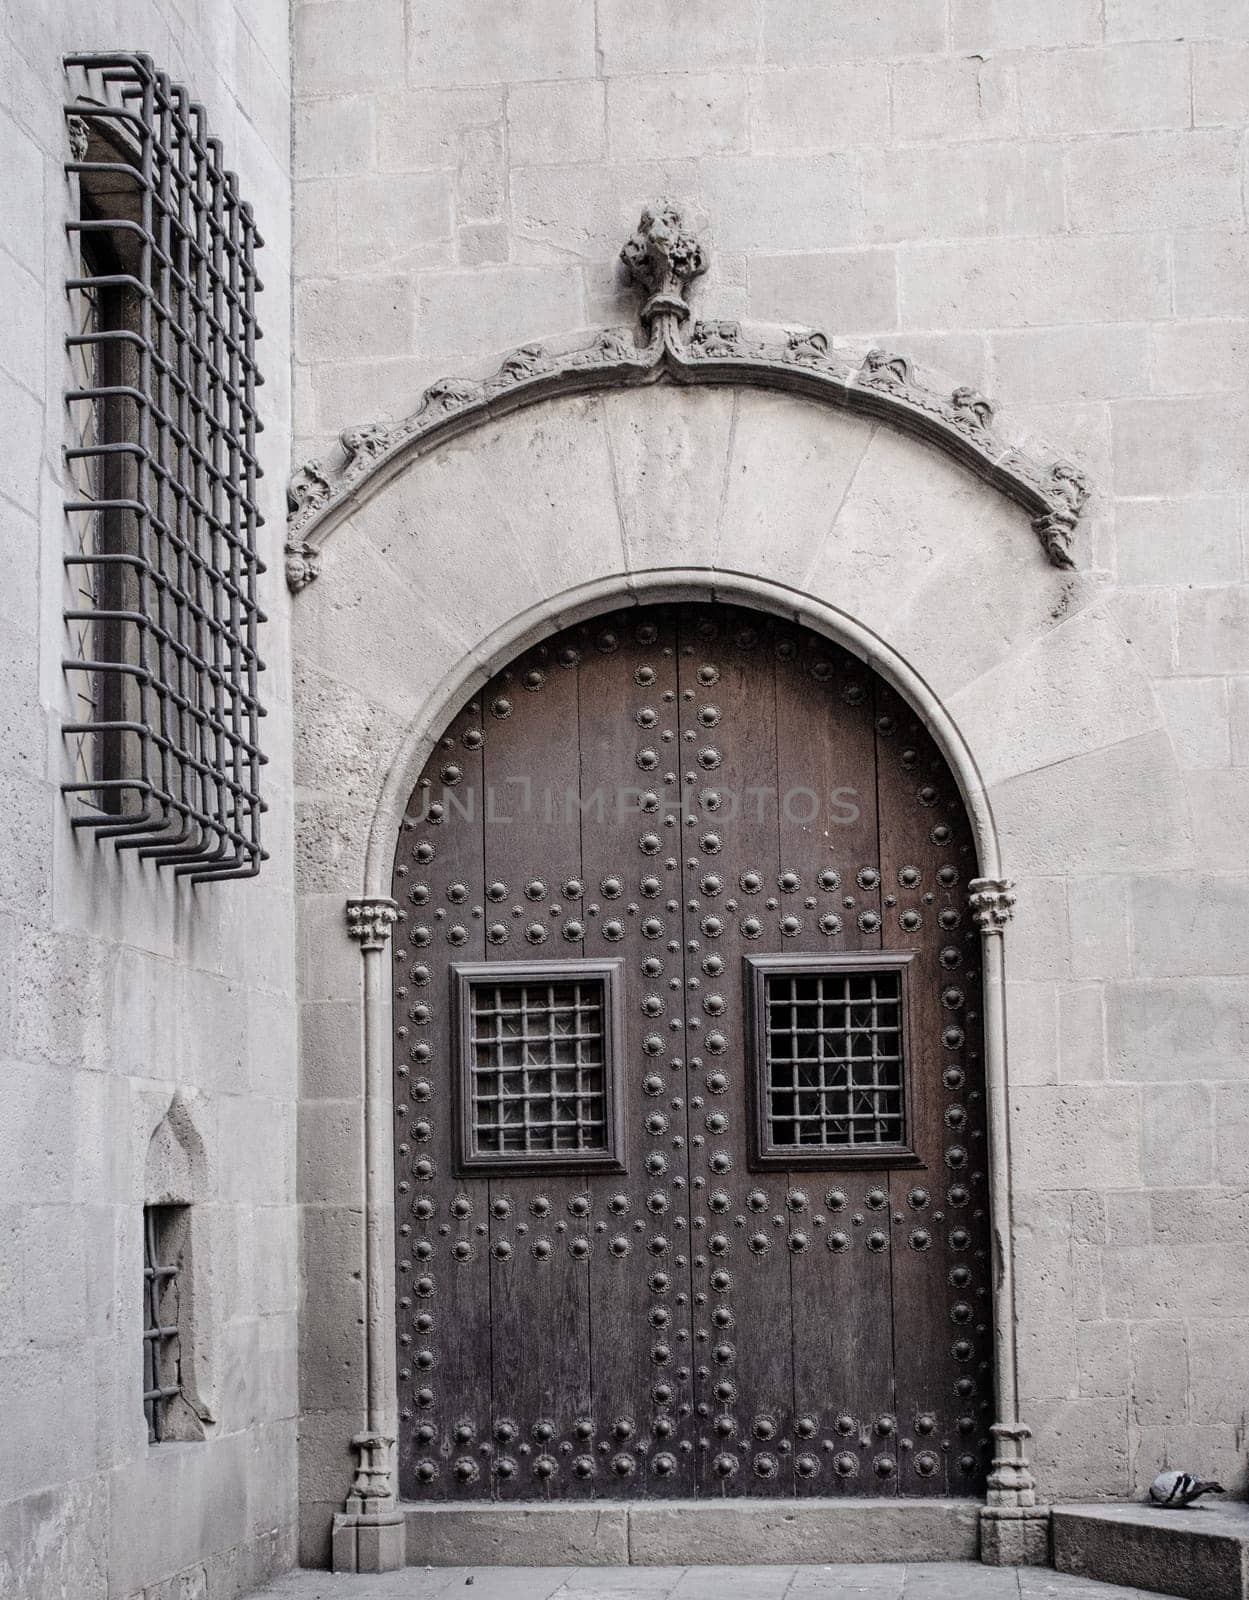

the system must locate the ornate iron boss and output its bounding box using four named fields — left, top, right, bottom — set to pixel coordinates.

left=390, top=603, right=993, bottom=1501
